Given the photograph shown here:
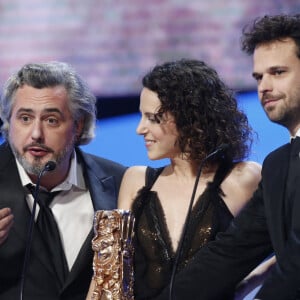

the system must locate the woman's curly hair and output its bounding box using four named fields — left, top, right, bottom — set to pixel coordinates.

left=142, top=59, right=254, bottom=164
